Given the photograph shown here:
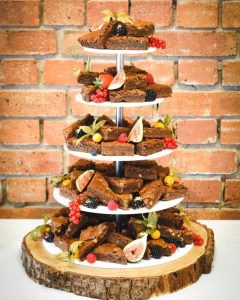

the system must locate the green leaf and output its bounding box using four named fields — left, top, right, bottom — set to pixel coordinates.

left=163, top=114, right=172, bottom=127
left=72, top=68, right=81, bottom=76
left=30, top=227, right=42, bottom=241
left=50, top=174, right=69, bottom=187
left=102, top=10, right=115, bottom=22
left=146, top=228, right=154, bottom=235
left=76, top=134, right=90, bottom=144
left=44, top=215, right=52, bottom=224
left=115, top=12, right=133, bottom=24
left=55, top=252, right=70, bottom=262
left=92, top=120, right=106, bottom=134
left=69, top=241, right=84, bottom=254
left=79, top=126, right=93, bottom=135
left=93, top=77, right=101, bottom=88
